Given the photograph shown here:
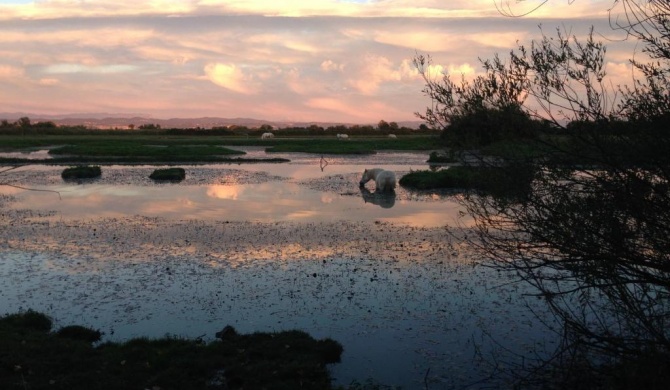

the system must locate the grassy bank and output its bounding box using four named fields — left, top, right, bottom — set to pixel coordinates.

left=0, top=134, right=439, bottom=164
left=0, top=311, right=343, bottom=390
